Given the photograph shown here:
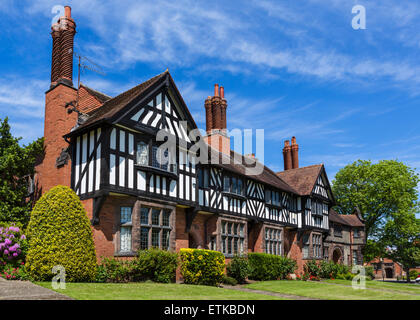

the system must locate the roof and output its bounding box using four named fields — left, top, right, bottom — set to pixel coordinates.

left=276, top=164, right=323, bottom=196
left=329, top=209, right=365, bottom=227
left=80, top=83, right=112, bottom=104
left=78, top=71, right=167, bottom=129
left=205, top=146, right=297, bottom=194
